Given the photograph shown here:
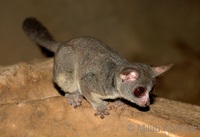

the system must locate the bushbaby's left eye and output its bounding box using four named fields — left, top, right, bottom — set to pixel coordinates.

left=134, top=87, right=146, bottom=97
